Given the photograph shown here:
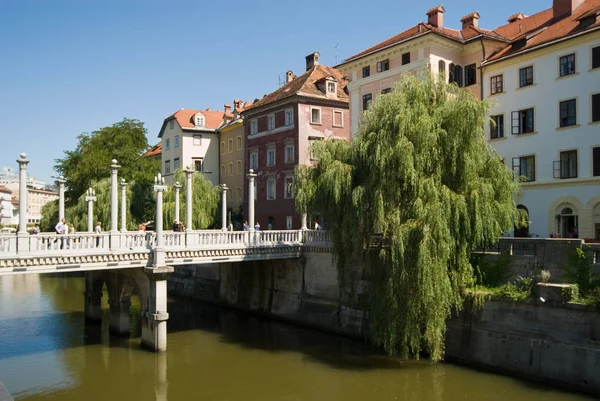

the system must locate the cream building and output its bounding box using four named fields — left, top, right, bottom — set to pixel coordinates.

left=27, top=188, right=59, bottom=224
left=481, top=0, right=600, bottom=239
left=0, top=185, right=13, bottom=226
left=158, top=108, right=225, bottom=185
